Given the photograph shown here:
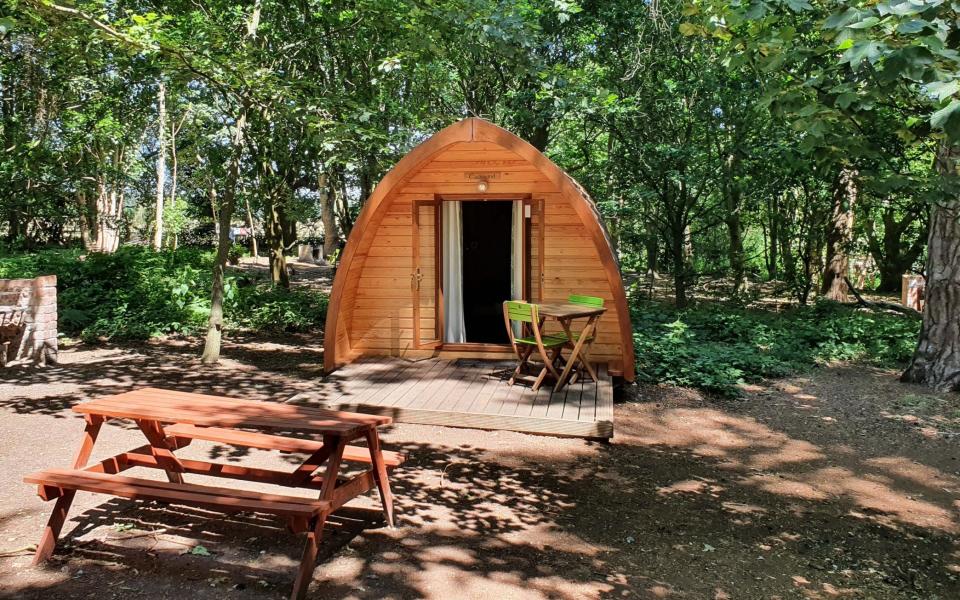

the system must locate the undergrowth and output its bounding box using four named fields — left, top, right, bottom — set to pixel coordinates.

left=0, top=247, right=328, bottom=341
left=632, top=300, right=920, bottom=396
